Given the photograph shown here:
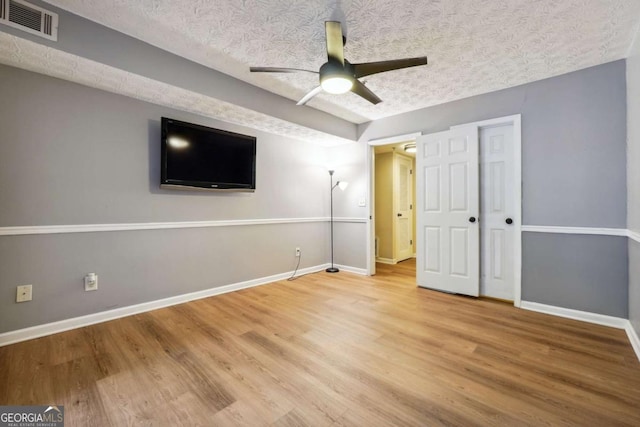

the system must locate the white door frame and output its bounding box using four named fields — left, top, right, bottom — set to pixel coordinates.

left=394, top=153, right=414, bottom=262
left=366, top=133, right=421, bottom=277
left=365, top=115, right=522, bottom=308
